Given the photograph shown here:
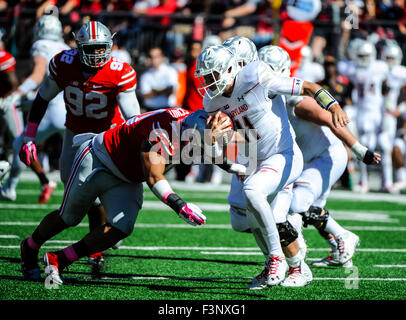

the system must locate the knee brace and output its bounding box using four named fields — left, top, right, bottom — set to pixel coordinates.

left=277, top=221, right=298, bottom=247
left=300, top=206, right=329, bottom=230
